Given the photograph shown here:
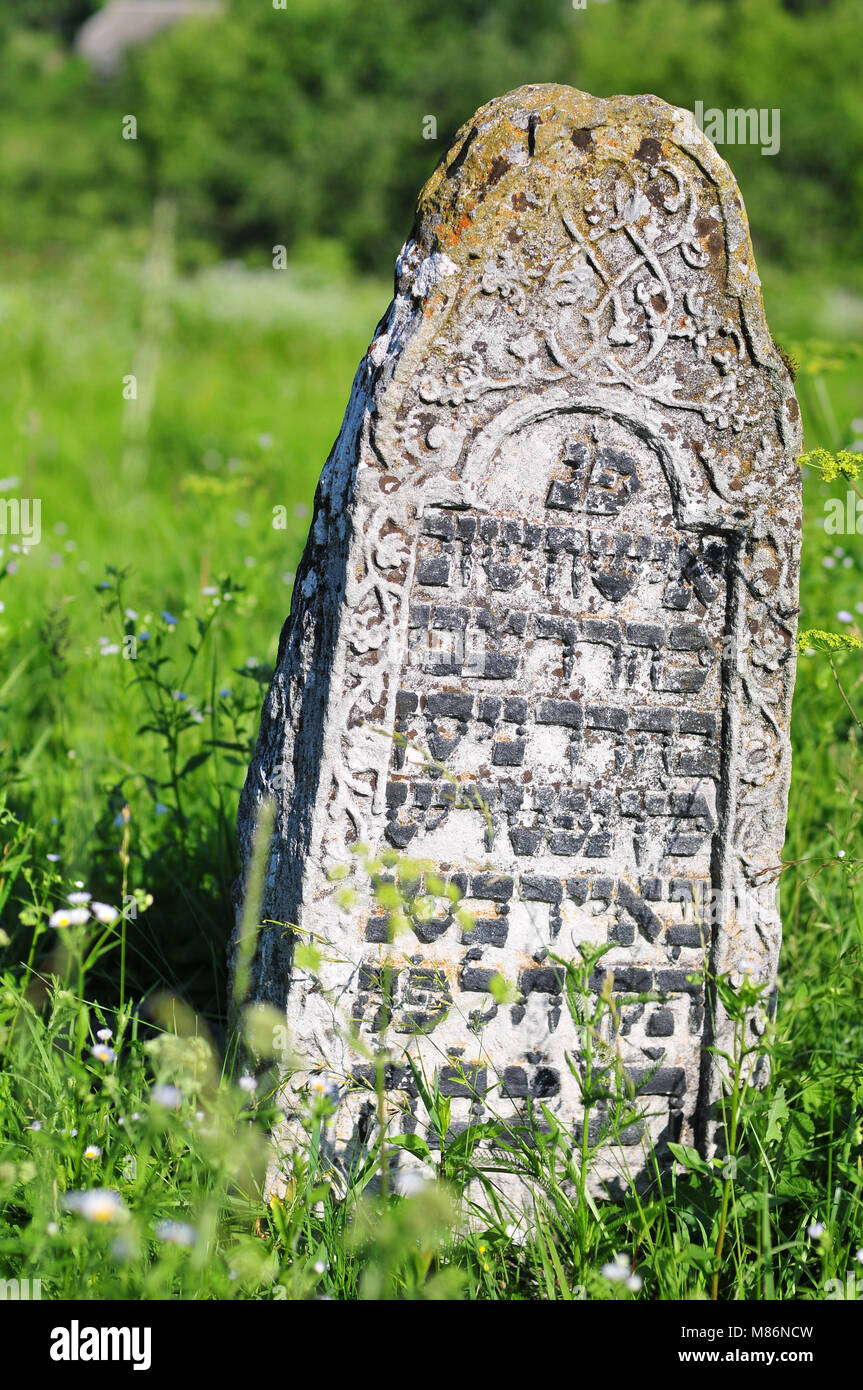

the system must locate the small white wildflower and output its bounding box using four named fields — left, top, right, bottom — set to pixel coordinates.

left=26, top=1120, right=42, bottom=1131
left=84, top=1145, right=101, bottom=1160
left=91, top=902, right=119, bottom=924
left=46, top=1221, right=59, bottom=1236
left=625, top=1273, right=643, bottom=1292
left=837, top=850, right=846, bottom=860
left=152, top=1084, right=182, bottom=1108
left=49, top=907, right=90, bottom=928
left=601, top=1253, right=631, bottom=1283
left=393, top=1169, right=428, bottom=1197
left=503, top=1221, right=528, bottom=1247
left=202, top=586, right=219, bottom=596
left=100, top=644, right=121, bottom=656
left=807, top=1222, right=825, bottom=1239
left=238, top=1074, right=257, bottom=1094
left=313, top=1260, right=327, bottom=1275
left=66, top=891, right=92, bottom=905
left=47, top=853, right=61, bottom=862
left=155, top=1219, right=197, bottom=1247
left=836, top=610, right=853, bottom=624
left=91, top=1044, right=116, bottom=1065
left=855, top=1249, right=863, bottom=1265
left=96, top=1027, right=113, bottom=1042
left=64, top=1189, right=126, bottom=1224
